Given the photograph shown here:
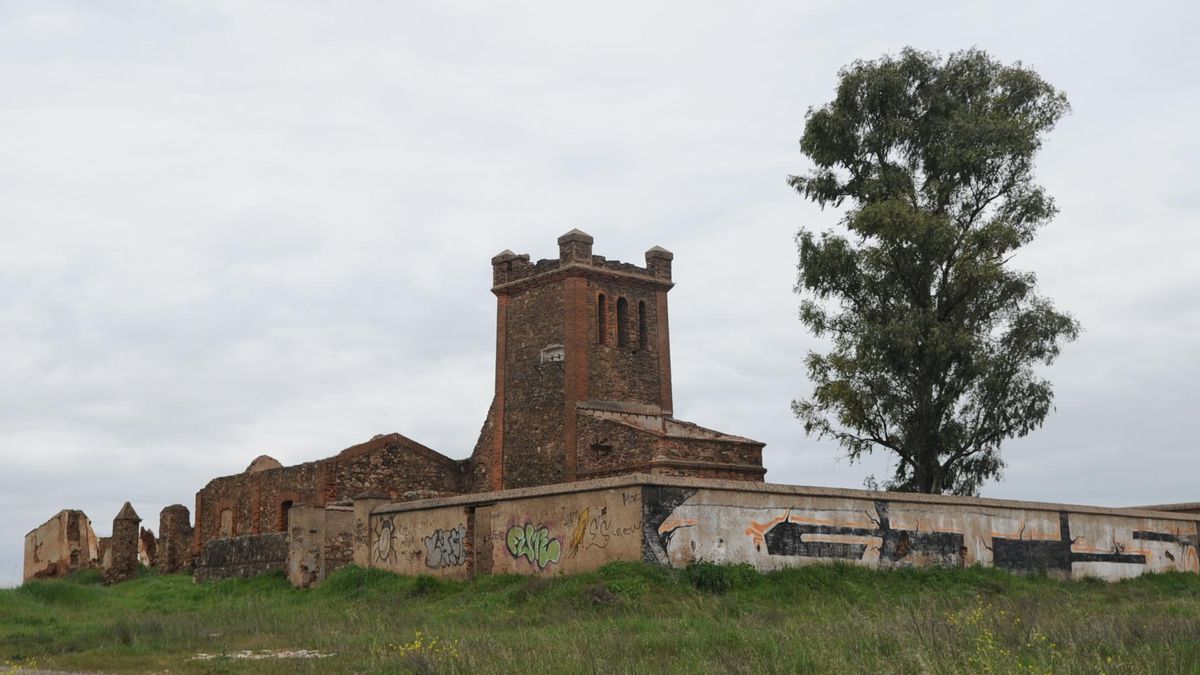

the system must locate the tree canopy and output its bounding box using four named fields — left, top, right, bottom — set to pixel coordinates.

left=790, top=48, right=1079, bottom=496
